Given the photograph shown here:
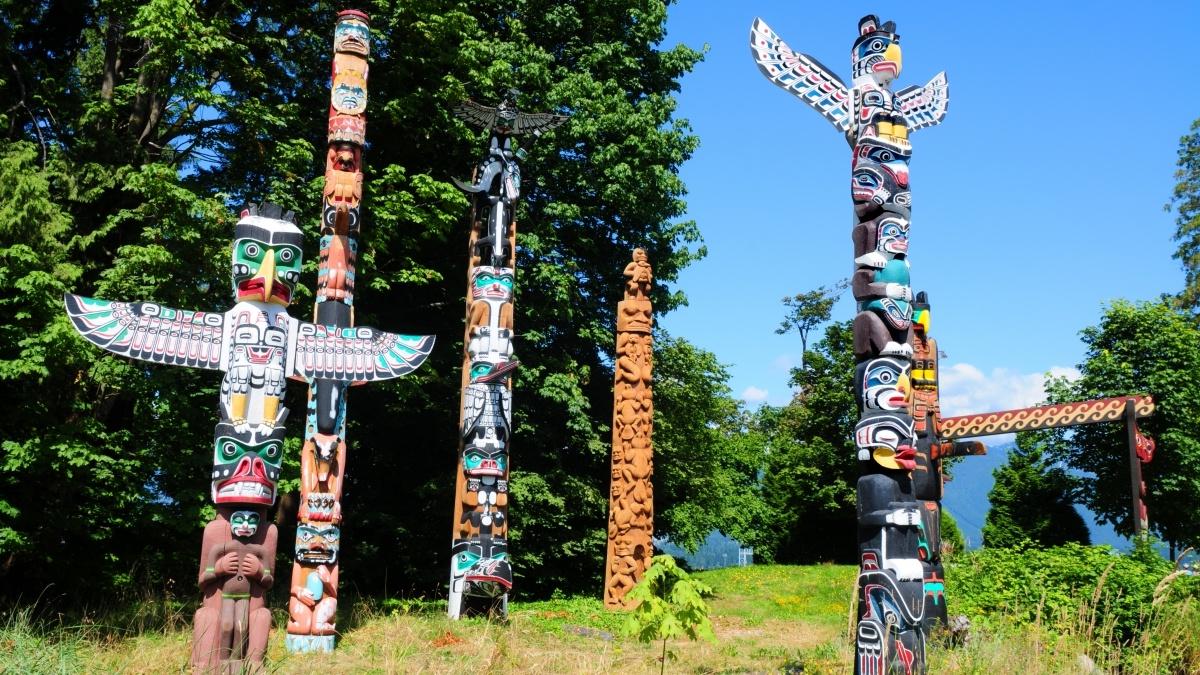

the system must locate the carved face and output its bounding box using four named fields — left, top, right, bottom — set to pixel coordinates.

left=331, top=69, right=368, bottom=115
left=333, top=13, right=370, bottom=56
left=230, top=510, right=260, bottom=538
left=875, top=214, right=909, bottom=258
left=471, top=267, right=515, bottom=303
left=852, top=16, right=902, bottom=84
left=212, top=424, right=284, bottom=505
left=296, top=523, right=340, bottom=565
left=329, top=143, right=358, bottom=172
left=230, top=322, right=287, bottom=369
left=463, top=446, right=507, bottom=477
left=855, top=413, right=916, bottom=470
left=855, top=139, right=910, bottom=190
left=232, top=215, right=303, bottom=306
left=451, top=538, right=512, bottom=591
left=858, top=357, right=911, bottom=412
